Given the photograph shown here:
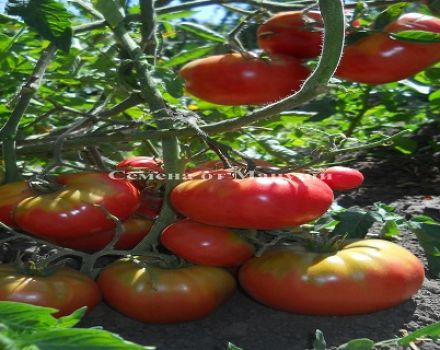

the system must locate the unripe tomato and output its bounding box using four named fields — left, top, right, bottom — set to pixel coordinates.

left=161, top=219, right=255, bottom=267
left=98, top=257, right=236, bottom=323
left=239, top=239, right=425, bottom=315
left=179, top=53, right=311, bottom=105
left=319, top=166, right=364, bottom=190
left=0, top=265, right=101, bottom=317
left=257, top=11, right=323, bottom=59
